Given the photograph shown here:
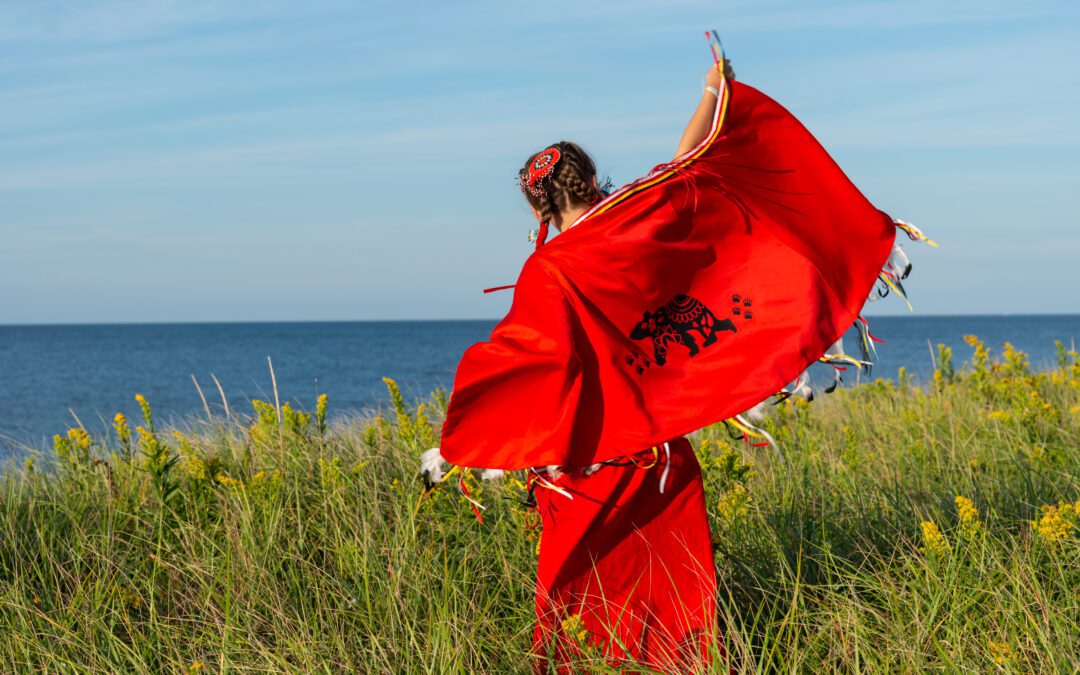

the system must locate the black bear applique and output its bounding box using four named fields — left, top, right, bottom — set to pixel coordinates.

left=629, top=294, right=736, bottom=366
